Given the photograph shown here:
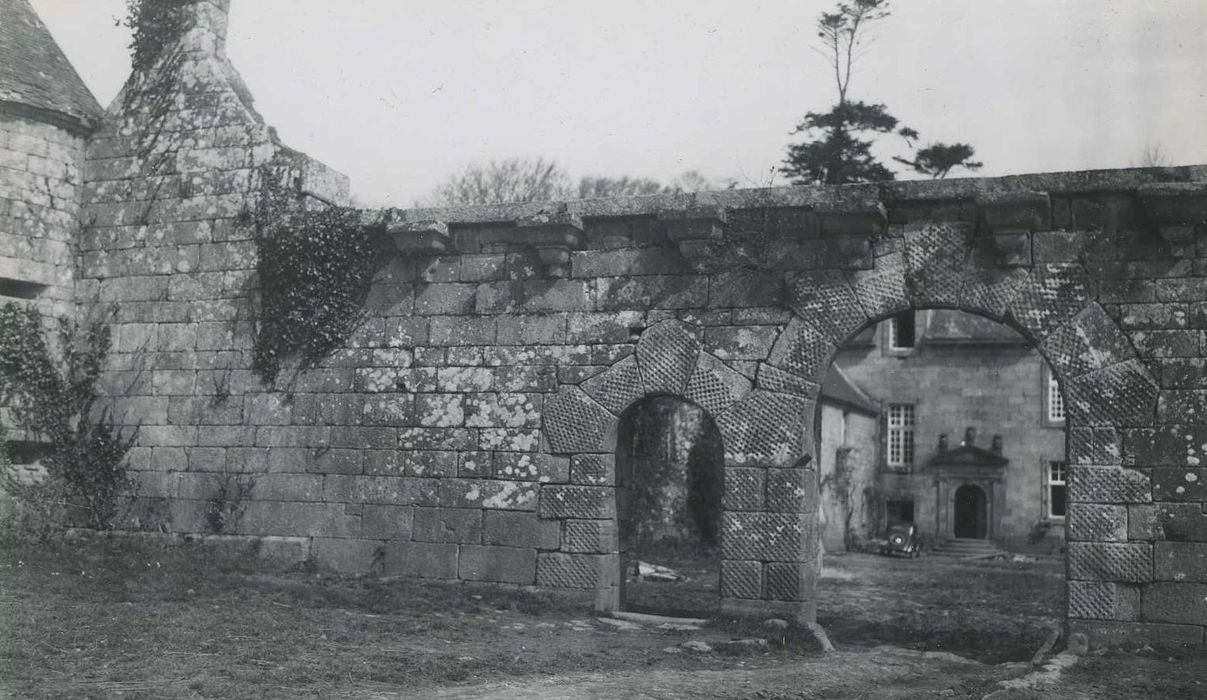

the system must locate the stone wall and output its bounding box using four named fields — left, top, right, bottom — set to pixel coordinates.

left=4, top=0, right=1197, bottom=650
